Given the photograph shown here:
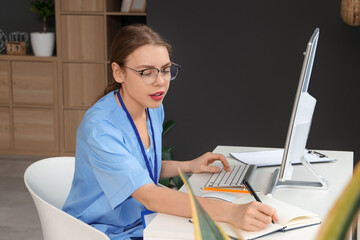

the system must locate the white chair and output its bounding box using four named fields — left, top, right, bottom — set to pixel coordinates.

left=24, top=157, right=110, bottom=240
